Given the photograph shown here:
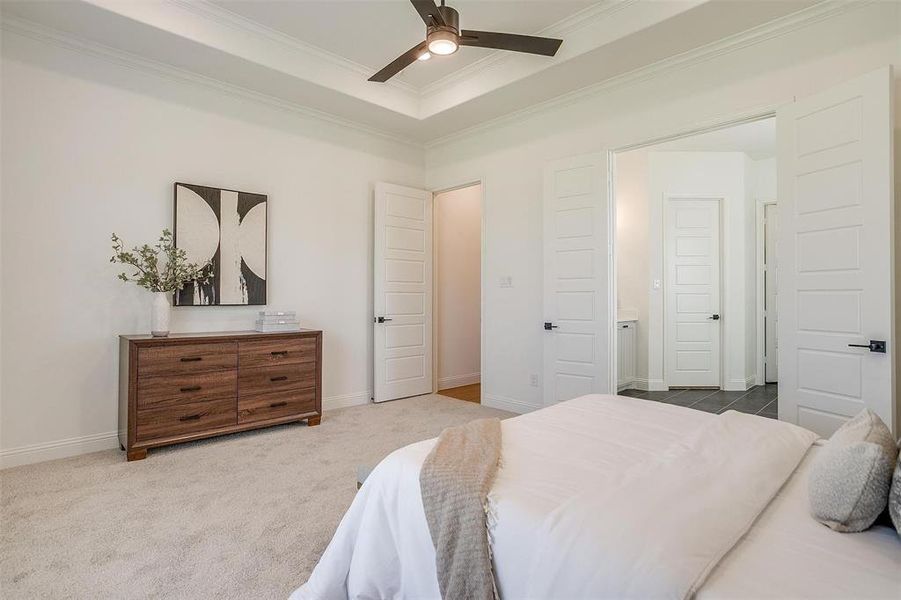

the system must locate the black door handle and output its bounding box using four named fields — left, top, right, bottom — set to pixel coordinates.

left=544, top=322, right=558, bottom=330
left=848, top=340, right=886, bottom=353
left=375, top=316, right=393, bottom=323
left=708, top=314, right=720, bottom=320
